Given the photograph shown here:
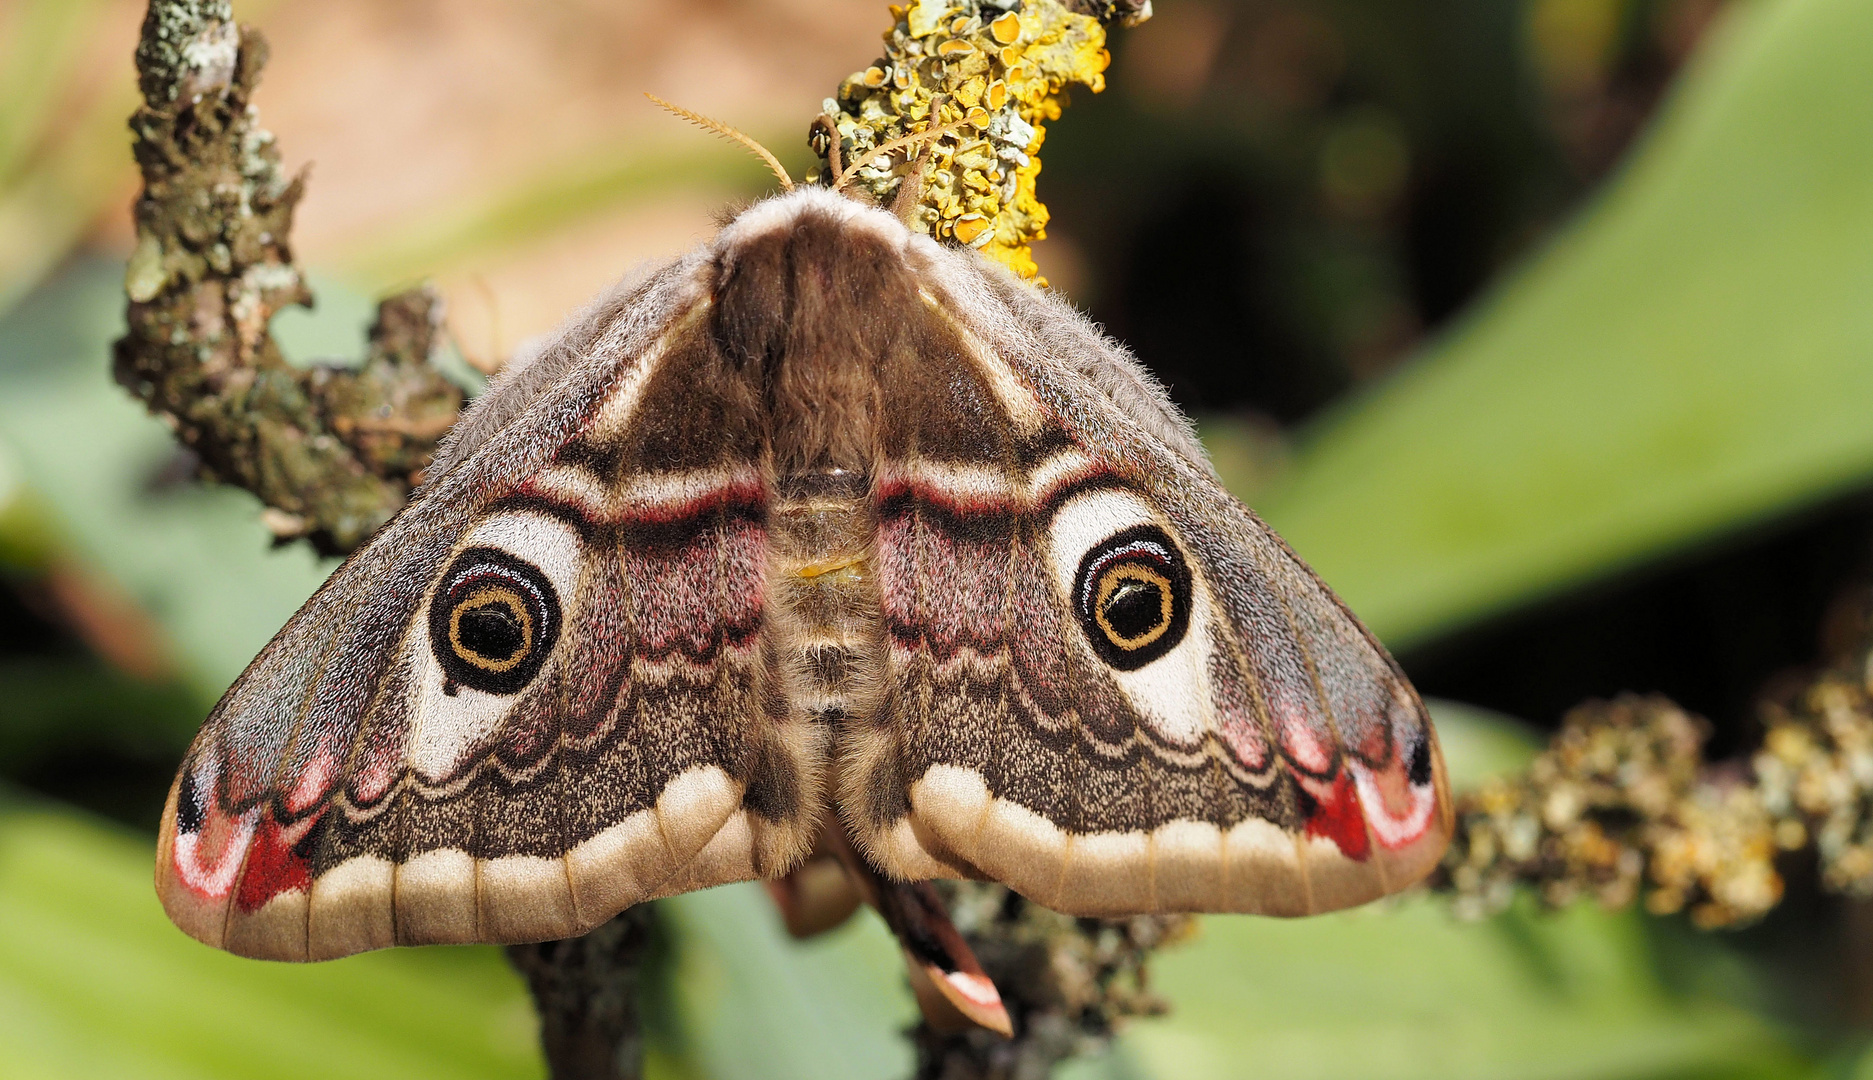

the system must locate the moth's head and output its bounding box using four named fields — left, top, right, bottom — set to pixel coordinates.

left=714, top=185, right=919, bottom=255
